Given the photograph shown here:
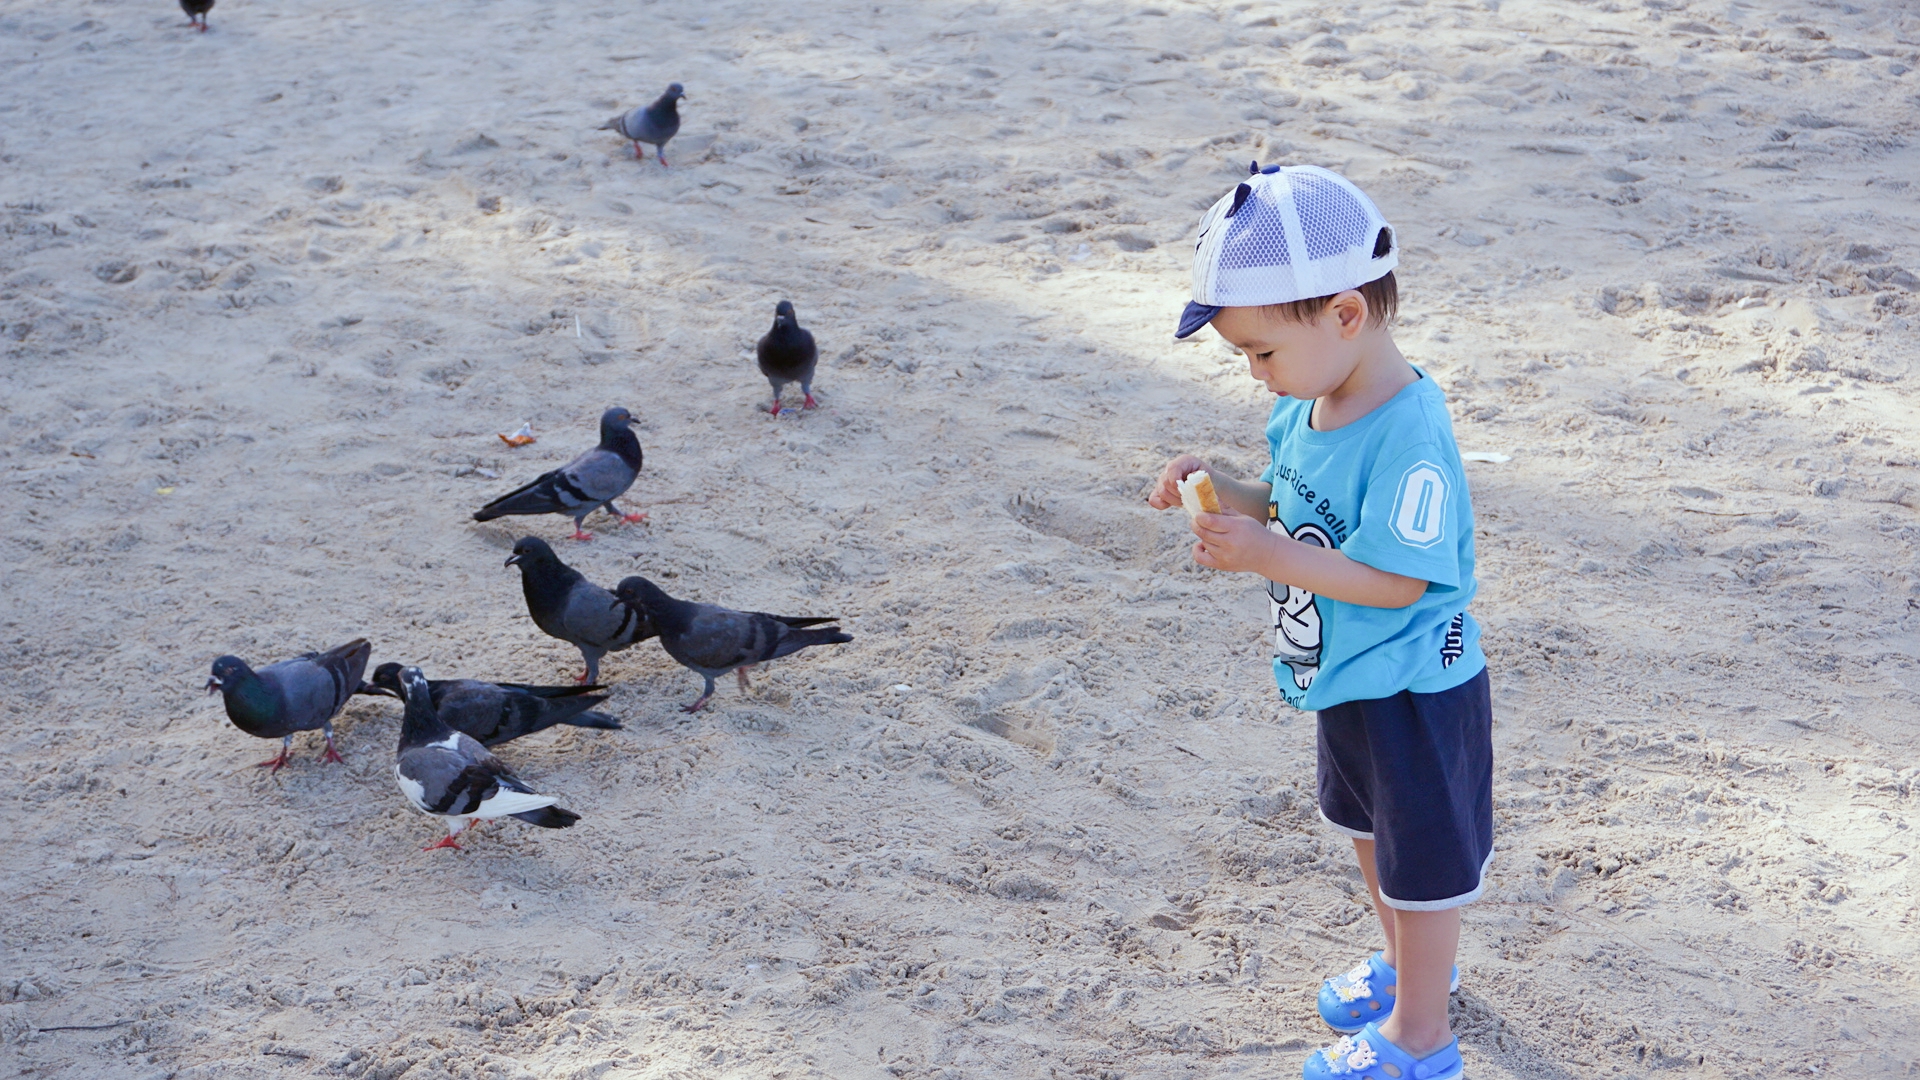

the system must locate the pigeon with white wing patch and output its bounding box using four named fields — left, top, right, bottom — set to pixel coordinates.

left=392, top=666, right=580, bottom=851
